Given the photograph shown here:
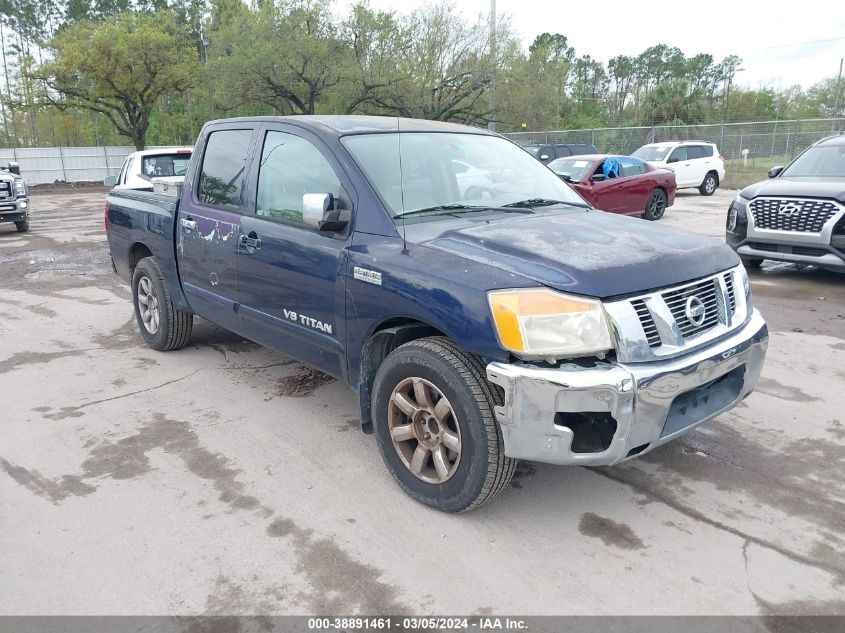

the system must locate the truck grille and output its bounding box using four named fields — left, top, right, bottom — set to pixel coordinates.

left=749, top=198, right=839, bottom=232
left=631, top=299, right=660, bottom=347
left=661, top=278, right=720, bottom=338
left=0, top=181, right=12, bottom=200
left=724, top=272, right=736, bottom=316
left=606, top=266, right=748, bottom=363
